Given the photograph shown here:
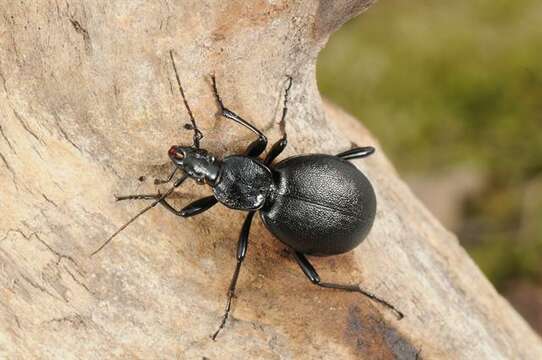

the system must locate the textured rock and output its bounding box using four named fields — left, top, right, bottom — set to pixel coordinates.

left=0, top=1, right=541, bottom=359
